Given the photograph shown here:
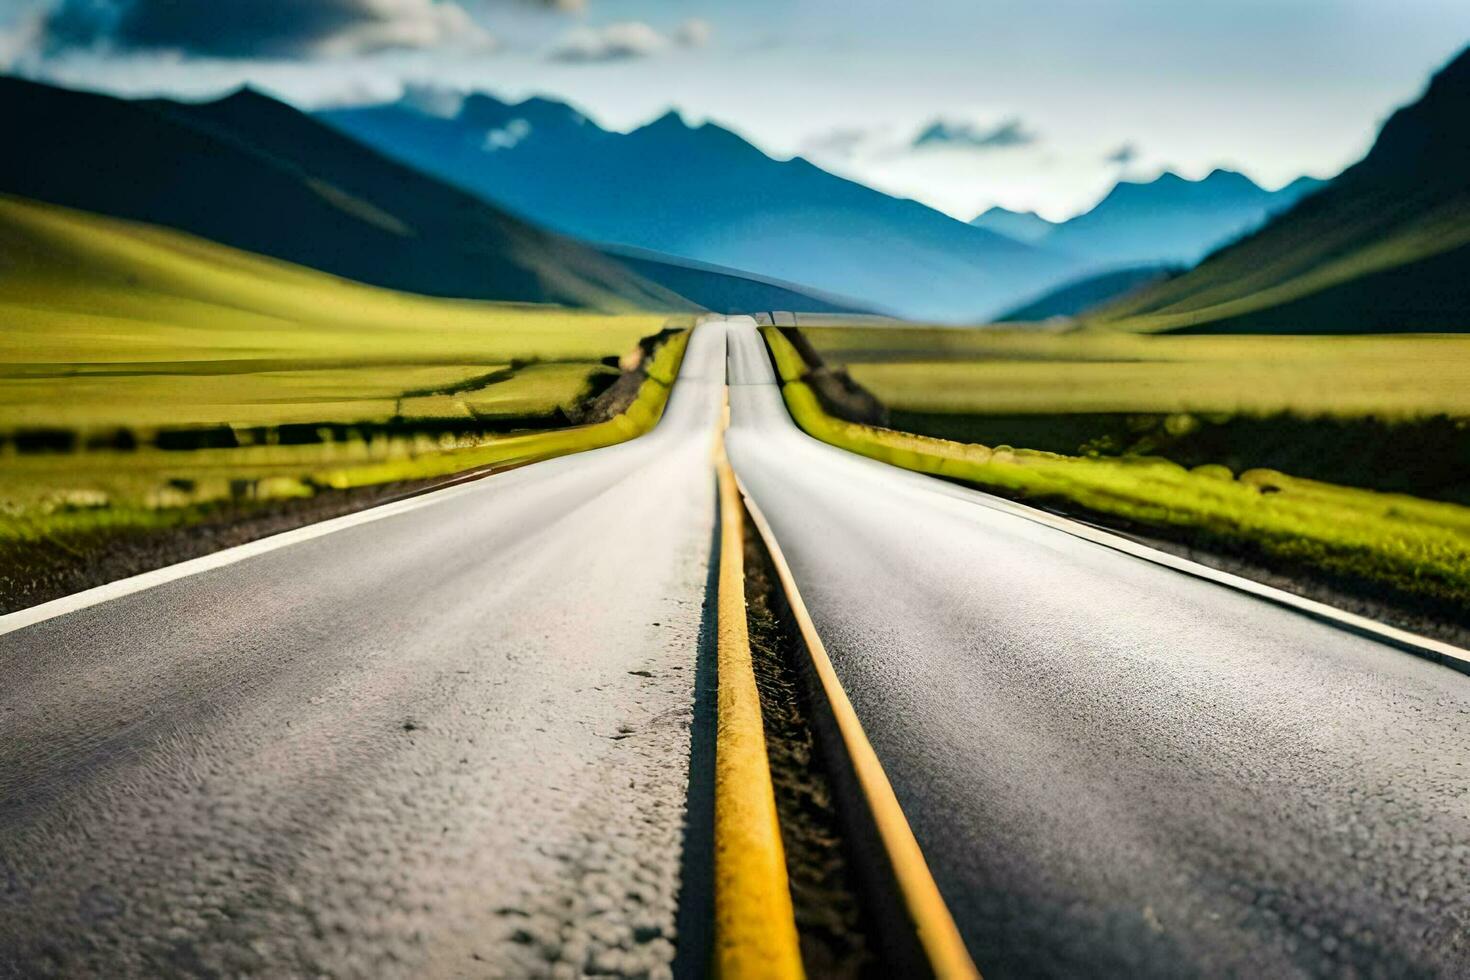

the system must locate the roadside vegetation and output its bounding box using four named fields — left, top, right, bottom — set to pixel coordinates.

left=0, top=194, right=689, bottom=608
left=764, top=326, right=1470, bottom=627
left=799, top=326, right=1470, bottom=505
